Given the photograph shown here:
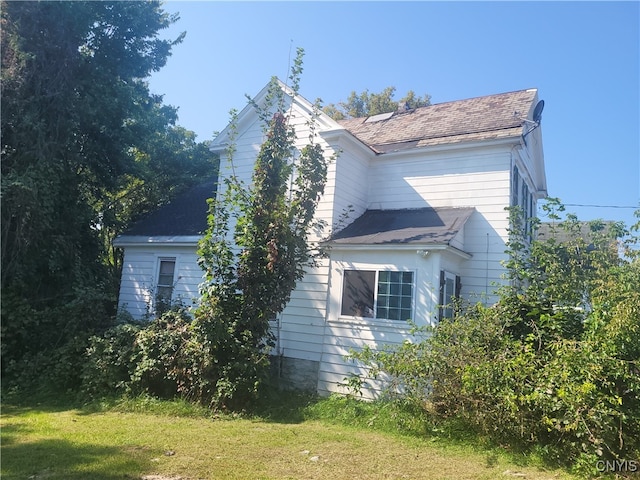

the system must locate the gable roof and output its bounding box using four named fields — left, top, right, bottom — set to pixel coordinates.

left=116, top=179, right=216, bottom=240
left=331, top=207, right=475, bottom=246
left=338, top=89, right=539, bottom=154
left=210, top=78, right=344, bottom=153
